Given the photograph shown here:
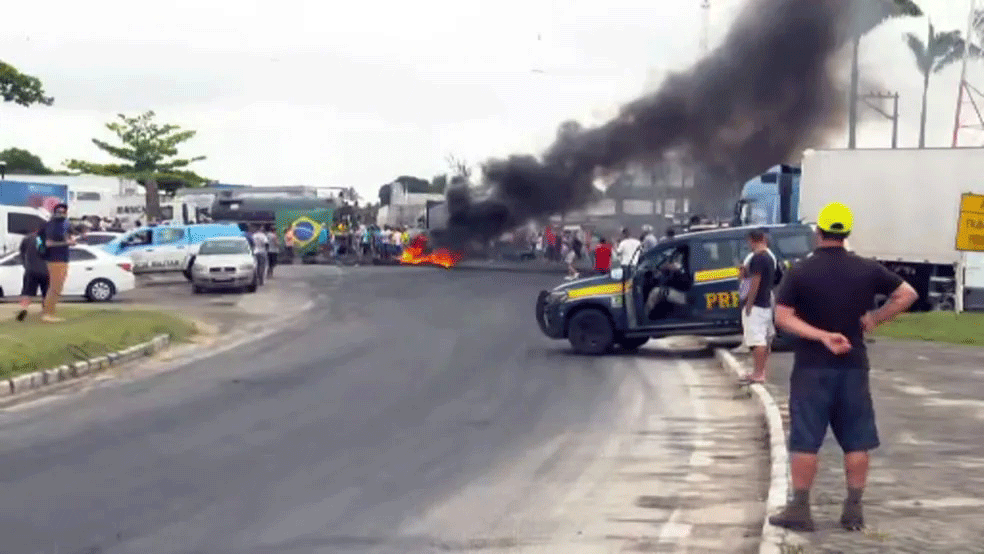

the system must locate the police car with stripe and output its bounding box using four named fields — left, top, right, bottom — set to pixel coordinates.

left=535, top=224, right=814, bottom=355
